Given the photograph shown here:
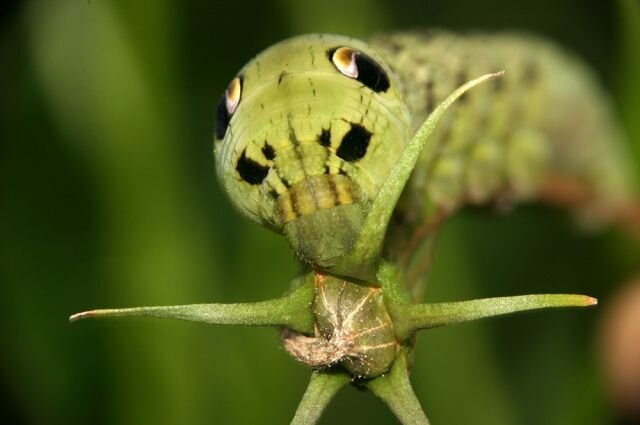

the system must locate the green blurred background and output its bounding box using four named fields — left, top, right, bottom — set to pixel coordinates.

left=1, top=0, right=639, bottom=424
